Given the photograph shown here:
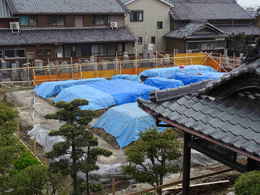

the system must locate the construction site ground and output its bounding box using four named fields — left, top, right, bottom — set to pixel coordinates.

left=2, top=88, right=240, bottom=194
